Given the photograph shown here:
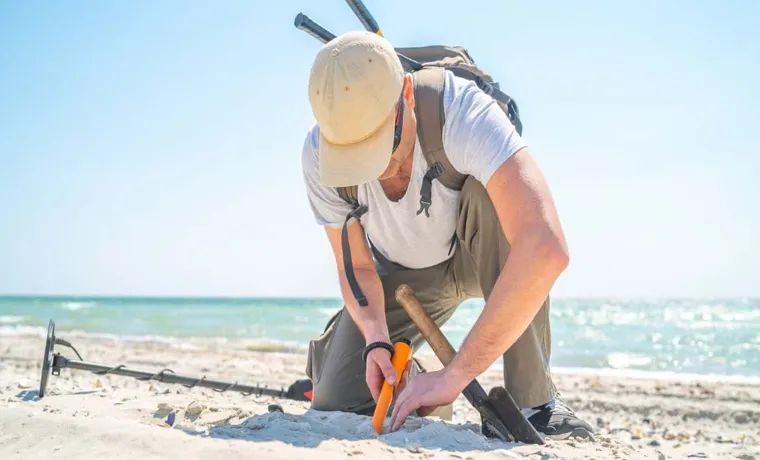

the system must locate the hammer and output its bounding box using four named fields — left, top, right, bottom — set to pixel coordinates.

left=395, top=284, right=545, bottom=445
